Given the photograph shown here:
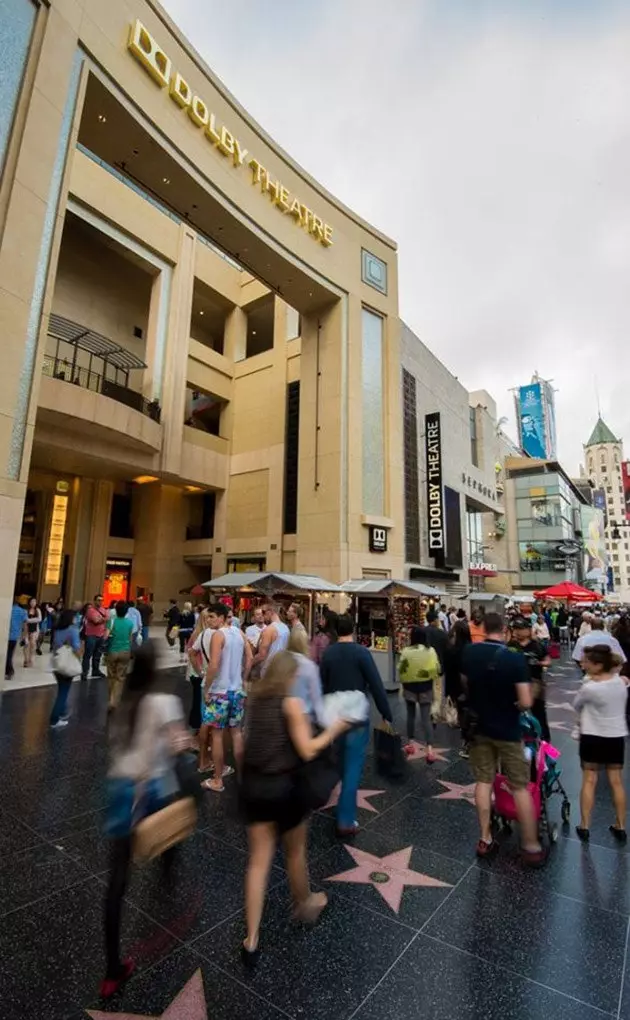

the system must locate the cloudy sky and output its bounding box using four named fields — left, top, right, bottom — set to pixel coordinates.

left=162, top=0, right=630, bottom=474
